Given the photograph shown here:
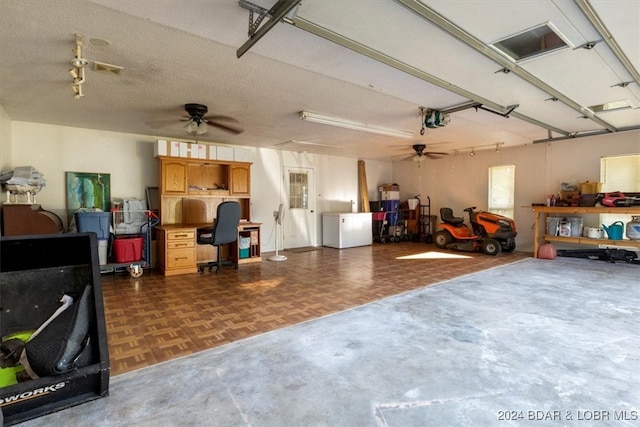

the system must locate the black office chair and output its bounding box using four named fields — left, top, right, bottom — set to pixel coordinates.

left=197, top=201, right=241, bottom=273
